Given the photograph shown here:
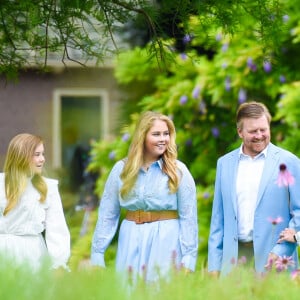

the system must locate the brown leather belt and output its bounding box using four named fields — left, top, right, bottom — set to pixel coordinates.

left=125, top=210, right=178, bottom=224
